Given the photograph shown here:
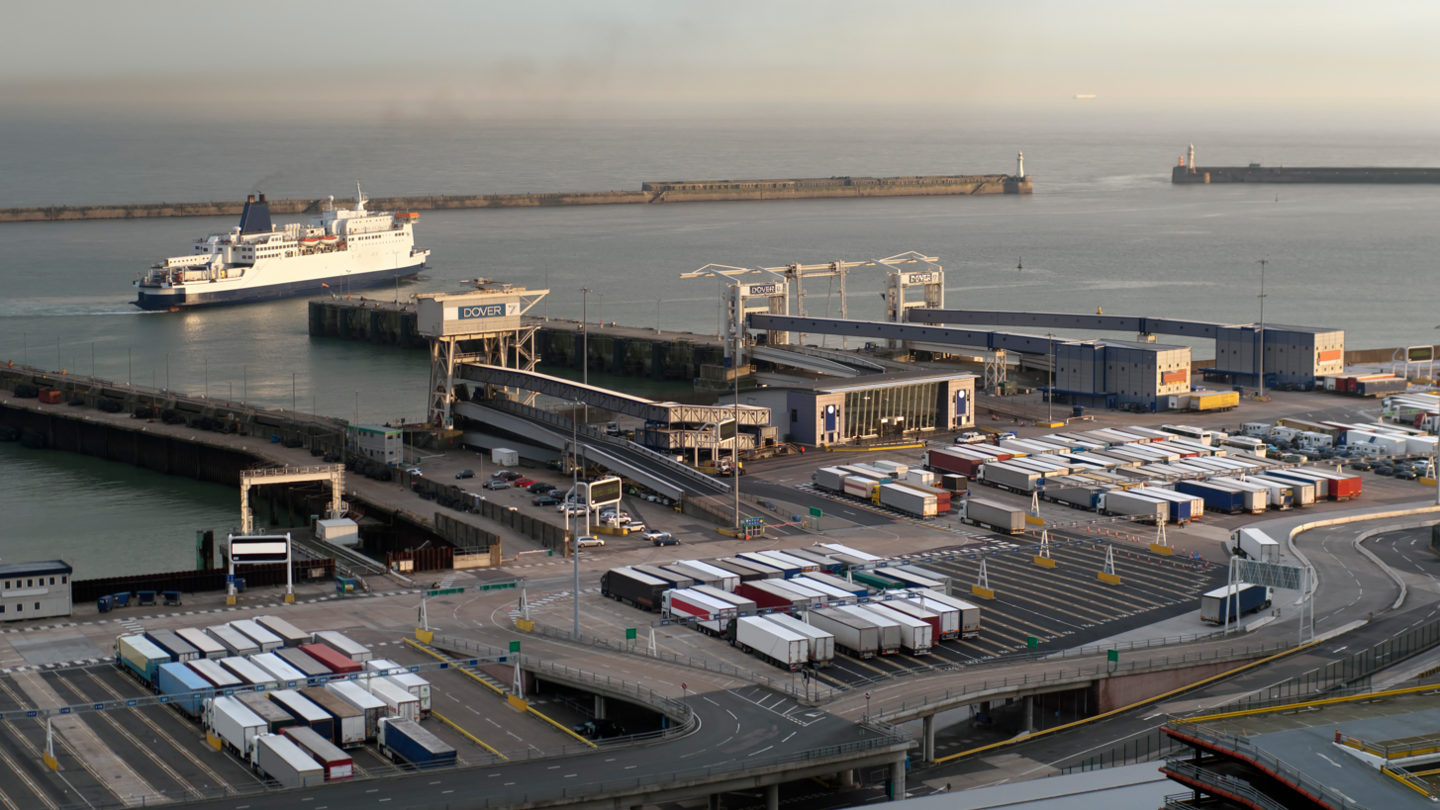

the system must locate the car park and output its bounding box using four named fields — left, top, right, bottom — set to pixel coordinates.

left=533, top=495, right=561, bottom=506
left=455, top=470, right=474, bottom=479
